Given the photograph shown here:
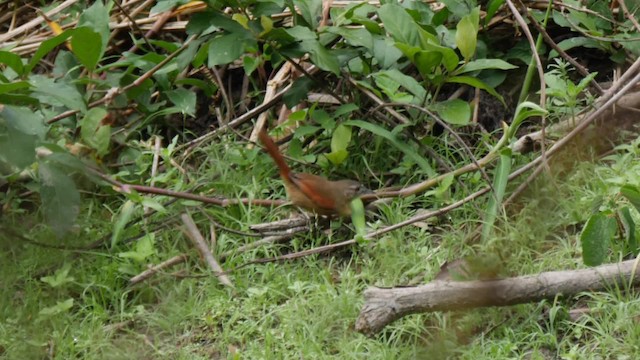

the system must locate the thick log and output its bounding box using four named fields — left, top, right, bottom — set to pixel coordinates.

left=356, top=260, right=640, bottom=335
